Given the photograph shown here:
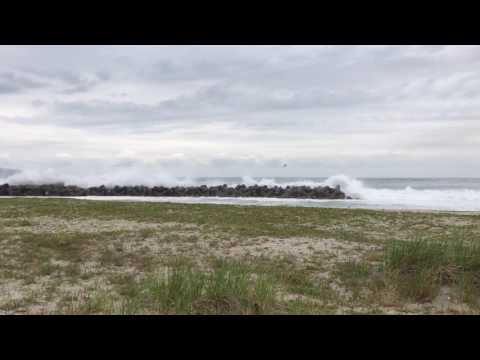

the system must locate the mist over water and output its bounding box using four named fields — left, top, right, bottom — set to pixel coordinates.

left=2, top=169, right=480, bottom=211
left=0, top=167, right=197, bottom=188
